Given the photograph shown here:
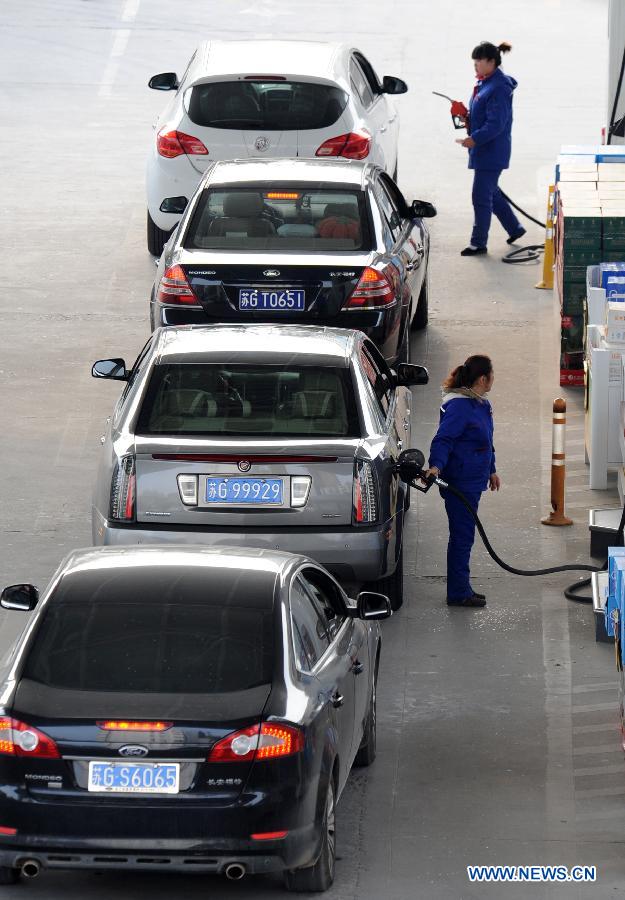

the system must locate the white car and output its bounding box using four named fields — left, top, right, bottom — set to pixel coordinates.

left=146, top=40, right=408, bottom=255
